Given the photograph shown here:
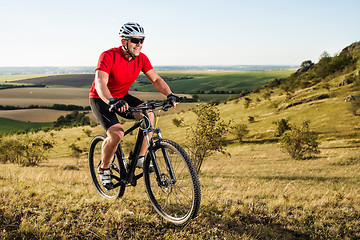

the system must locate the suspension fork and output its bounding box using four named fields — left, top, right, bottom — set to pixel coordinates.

left=148, top=128, right=177, bottom=186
